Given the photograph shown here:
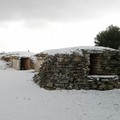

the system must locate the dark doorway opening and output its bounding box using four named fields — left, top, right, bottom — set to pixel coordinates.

left=20, top=58, right=31, bottom=70
left=89, top=54, right=101, bottom=75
